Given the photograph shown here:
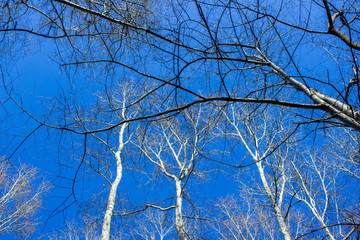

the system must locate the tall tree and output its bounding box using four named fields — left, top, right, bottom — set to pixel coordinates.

left=214, top=103, right=358, bottom=239
left=135, top=104, right=215, bottom=240
left=218, top=104, right=293, bottom=240
left=65, top=81, right=145, bottom=239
